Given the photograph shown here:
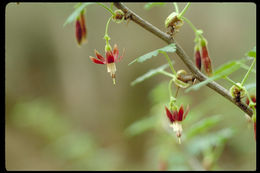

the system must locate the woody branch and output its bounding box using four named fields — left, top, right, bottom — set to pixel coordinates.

left=113, top=2, right=253, bottom=117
